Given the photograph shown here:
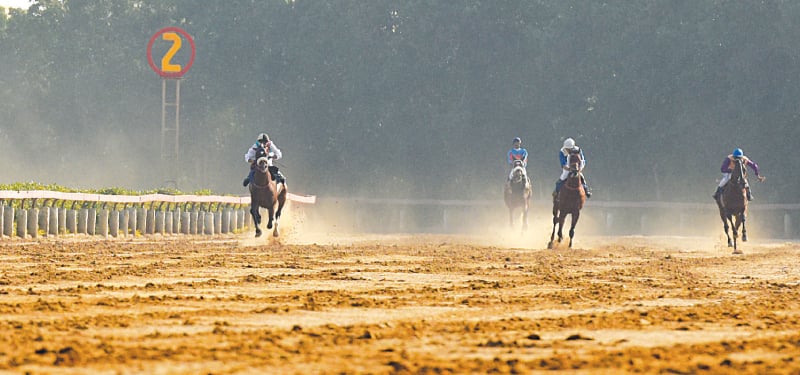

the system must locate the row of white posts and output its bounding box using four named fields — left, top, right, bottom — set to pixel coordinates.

left=0, top=205, right=252, bottom=239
